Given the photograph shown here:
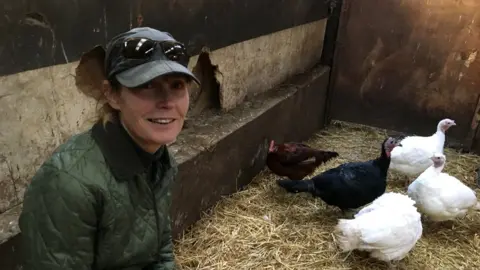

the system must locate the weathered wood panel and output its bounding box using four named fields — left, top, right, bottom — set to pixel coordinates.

left=0, top=0, right=329, bottom=76
left=328, top=0, right=480, bottom=147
